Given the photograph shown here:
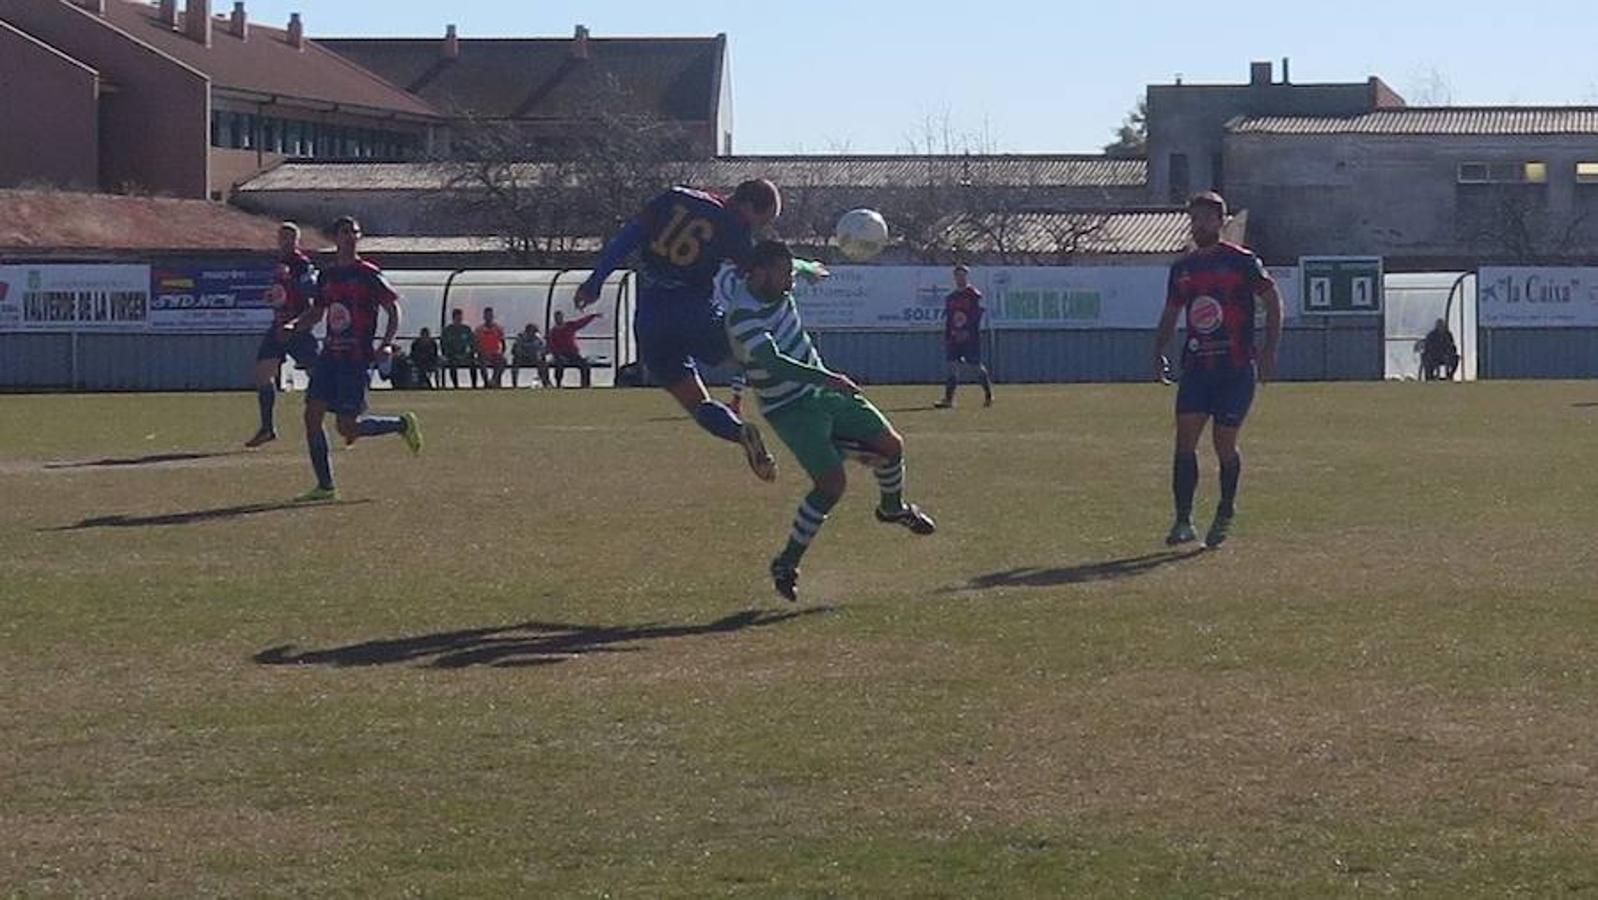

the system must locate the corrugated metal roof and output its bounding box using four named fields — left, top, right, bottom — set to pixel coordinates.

left=361, top=235, right=604, bottom=254
left=1231, top=108, right=1598, bottom=136
left=948, top=210, right=1190, bottom=256
left=237, top=155, right=1148, bottom=193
